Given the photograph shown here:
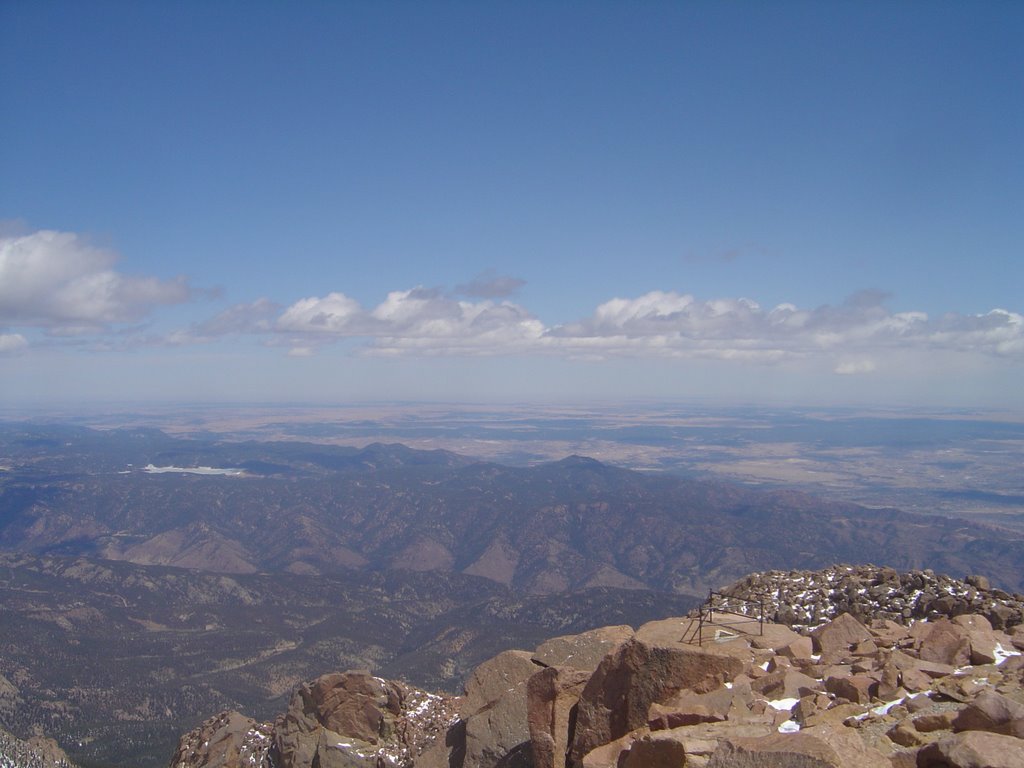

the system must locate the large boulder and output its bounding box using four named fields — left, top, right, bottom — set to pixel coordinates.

left=952, top=689, right=1024, bottom=737
left=272, top=671, right=406, bottom=768
left=532, top=626, right=634, bottom=672
left=751, top=670, right=822, bottom=701
left=951, top=614, right=1006, bottom=665
left=527, top=666, right=590, bottom=768
left=568, top=636, right=745, bottom=765
left=461, top=650, right=539, bottom=768
left=810, top=614, right=872, bottom=662
left=648, top=682, right=754, bottom=730
left=619, top=735, right=687, bottom=768
left=916, top=619, right=972, bottom=667
left=917, top=730, right=1024, bottom=768
left=823, top=674, right=876, bottom=705
left=707, top=724, right=889, bottom=768
left=171, top=711, right=272, bottom=768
